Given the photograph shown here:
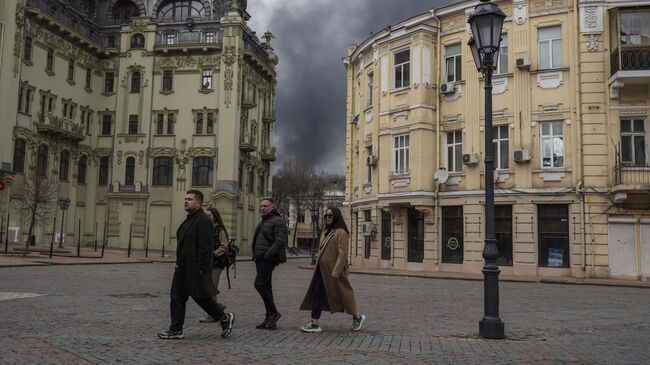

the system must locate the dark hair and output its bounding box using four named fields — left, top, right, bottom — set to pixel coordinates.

left=206, top=207, right=228, bottom=237
left=186, top=189, right=204, bottom=204
left=260, top=197, right=274, bottom=205
left=324, top=206, right=349, bottom=236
